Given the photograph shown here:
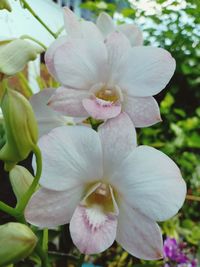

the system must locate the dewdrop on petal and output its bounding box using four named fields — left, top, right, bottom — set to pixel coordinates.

left=0, top=223, right=37, bottom=266
left=0, top=89, right=38, bottom=171
left=9, top=165, right=34, bottom=202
